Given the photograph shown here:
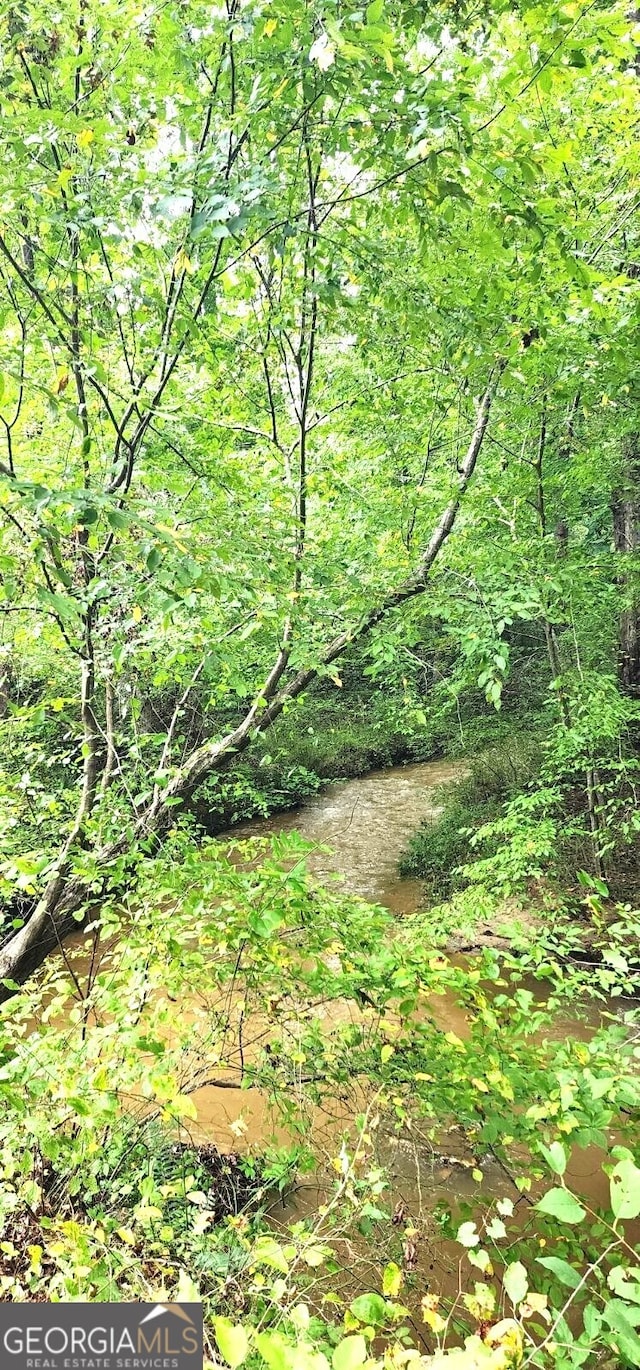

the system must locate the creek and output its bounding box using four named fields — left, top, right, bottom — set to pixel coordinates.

left=188, top=760, right=624, bottom=1311
left=222, top=758, right=464, bottom=915
left=30, top=758, right=632, bottom=1322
